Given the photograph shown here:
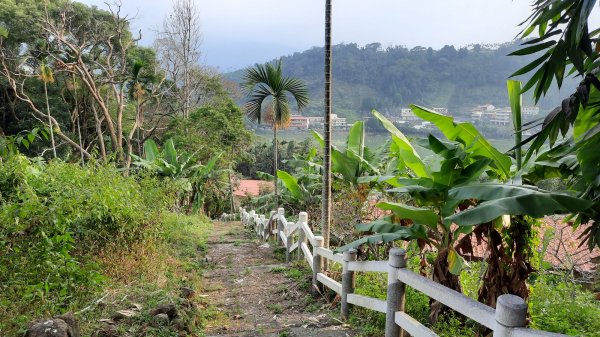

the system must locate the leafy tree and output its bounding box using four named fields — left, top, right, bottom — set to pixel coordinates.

left=164, top=98, right=252, bottom=167
left=338, top=110, right=505, bottom=321
left=242, top=60, right=309, bottom=209
left=226, top=41, right=576, bottom=116
left=507, top=0, right=600, bottom=250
